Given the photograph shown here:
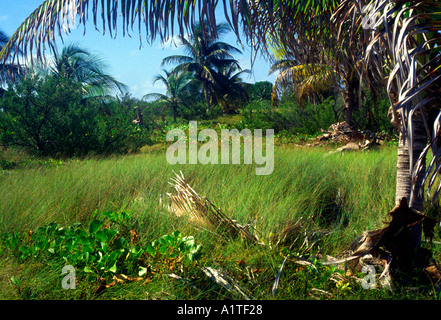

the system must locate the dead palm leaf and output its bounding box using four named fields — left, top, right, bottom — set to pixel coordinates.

left=166, top=171, right=263, bottom=244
